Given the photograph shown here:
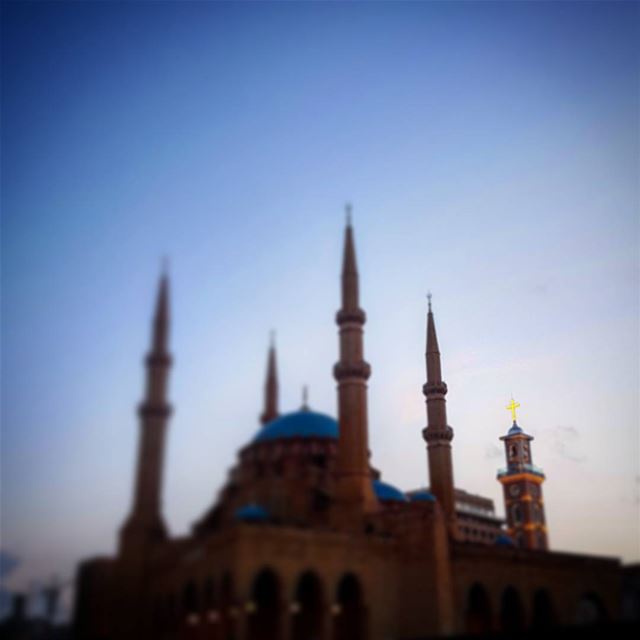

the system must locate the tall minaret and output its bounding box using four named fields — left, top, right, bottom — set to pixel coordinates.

left=120, top=270, right=172, bottom=554
left=332, top=206, right=377, bottom=527
left=260, top=332, right=279, bottom=425
left=422, top=296, right=457, bottom=535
